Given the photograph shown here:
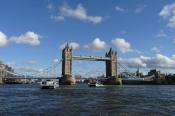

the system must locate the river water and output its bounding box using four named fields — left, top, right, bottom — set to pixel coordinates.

left=0, top=84, right=175, bottom=116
